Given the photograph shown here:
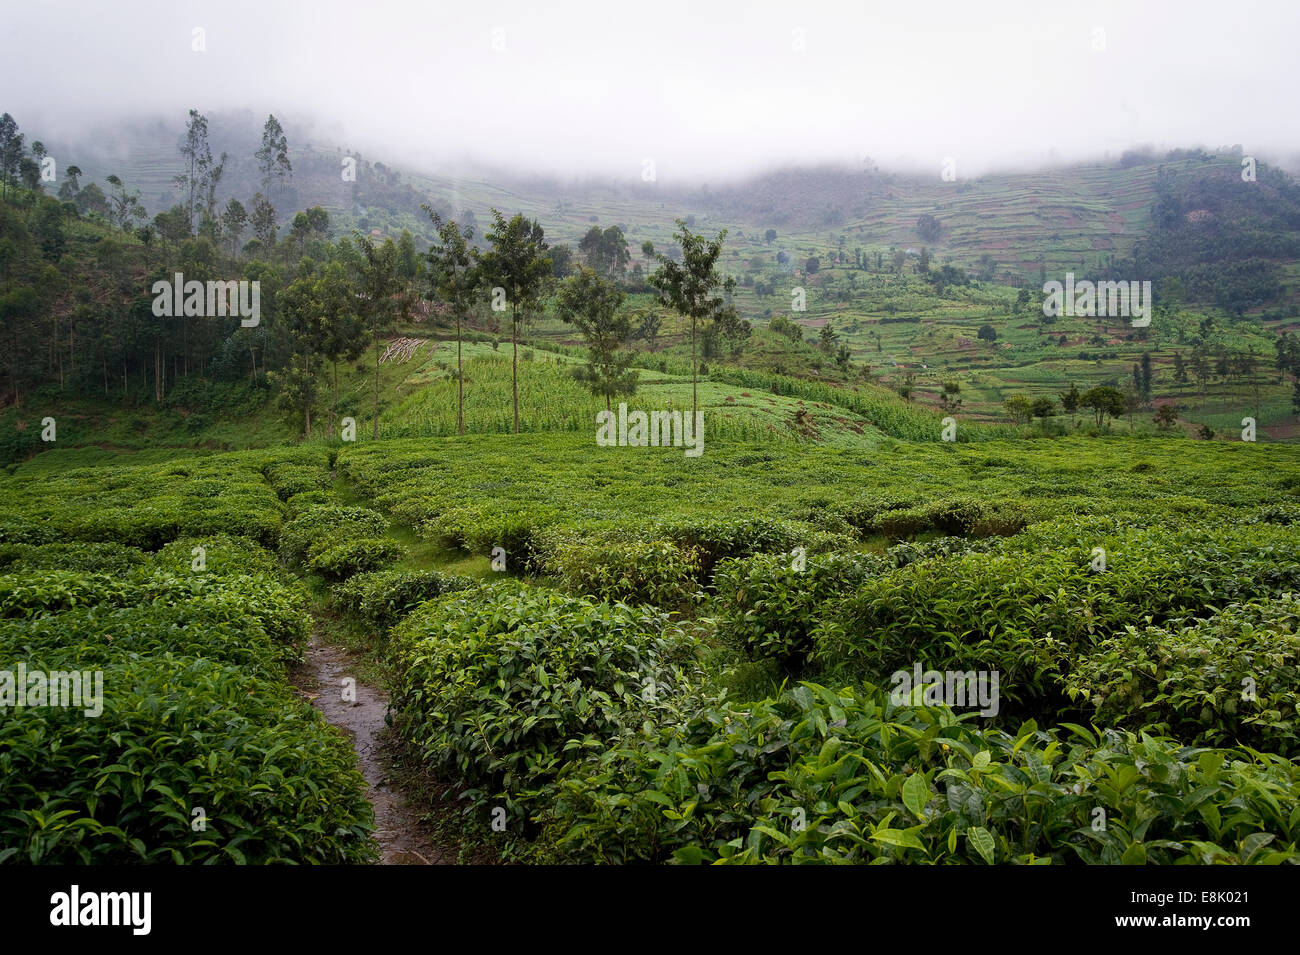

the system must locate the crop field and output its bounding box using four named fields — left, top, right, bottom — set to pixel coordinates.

left=3, top=429, right=1296, bottom=866
left=0, top=451, right=377, bottom=863
left=374, top=351, right=895, bottom=446
left=6, top=1, right=1300, bottom=900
